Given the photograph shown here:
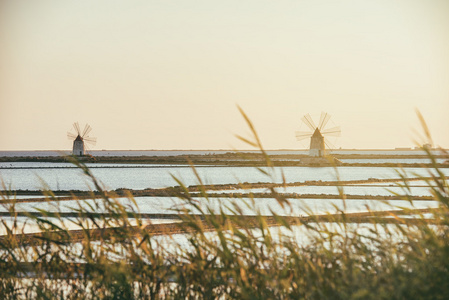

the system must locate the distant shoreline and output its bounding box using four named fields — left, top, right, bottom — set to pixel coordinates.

left=0, top=148, right=444, bottom=152
left=0, top=148, right=446, bottom=159
left=0, top=152, right=447, bottom=168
